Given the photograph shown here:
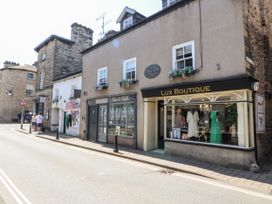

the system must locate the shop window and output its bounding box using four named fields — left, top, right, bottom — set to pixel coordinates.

left=172, top=41, right=195, bottom=71
left=108, top=102, right=135, bottom=137
left=123, top=58, right=136, bottom=80
left=165, top=91, right=252, bottom=147
left=97, top=67, right=108, bottom=86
